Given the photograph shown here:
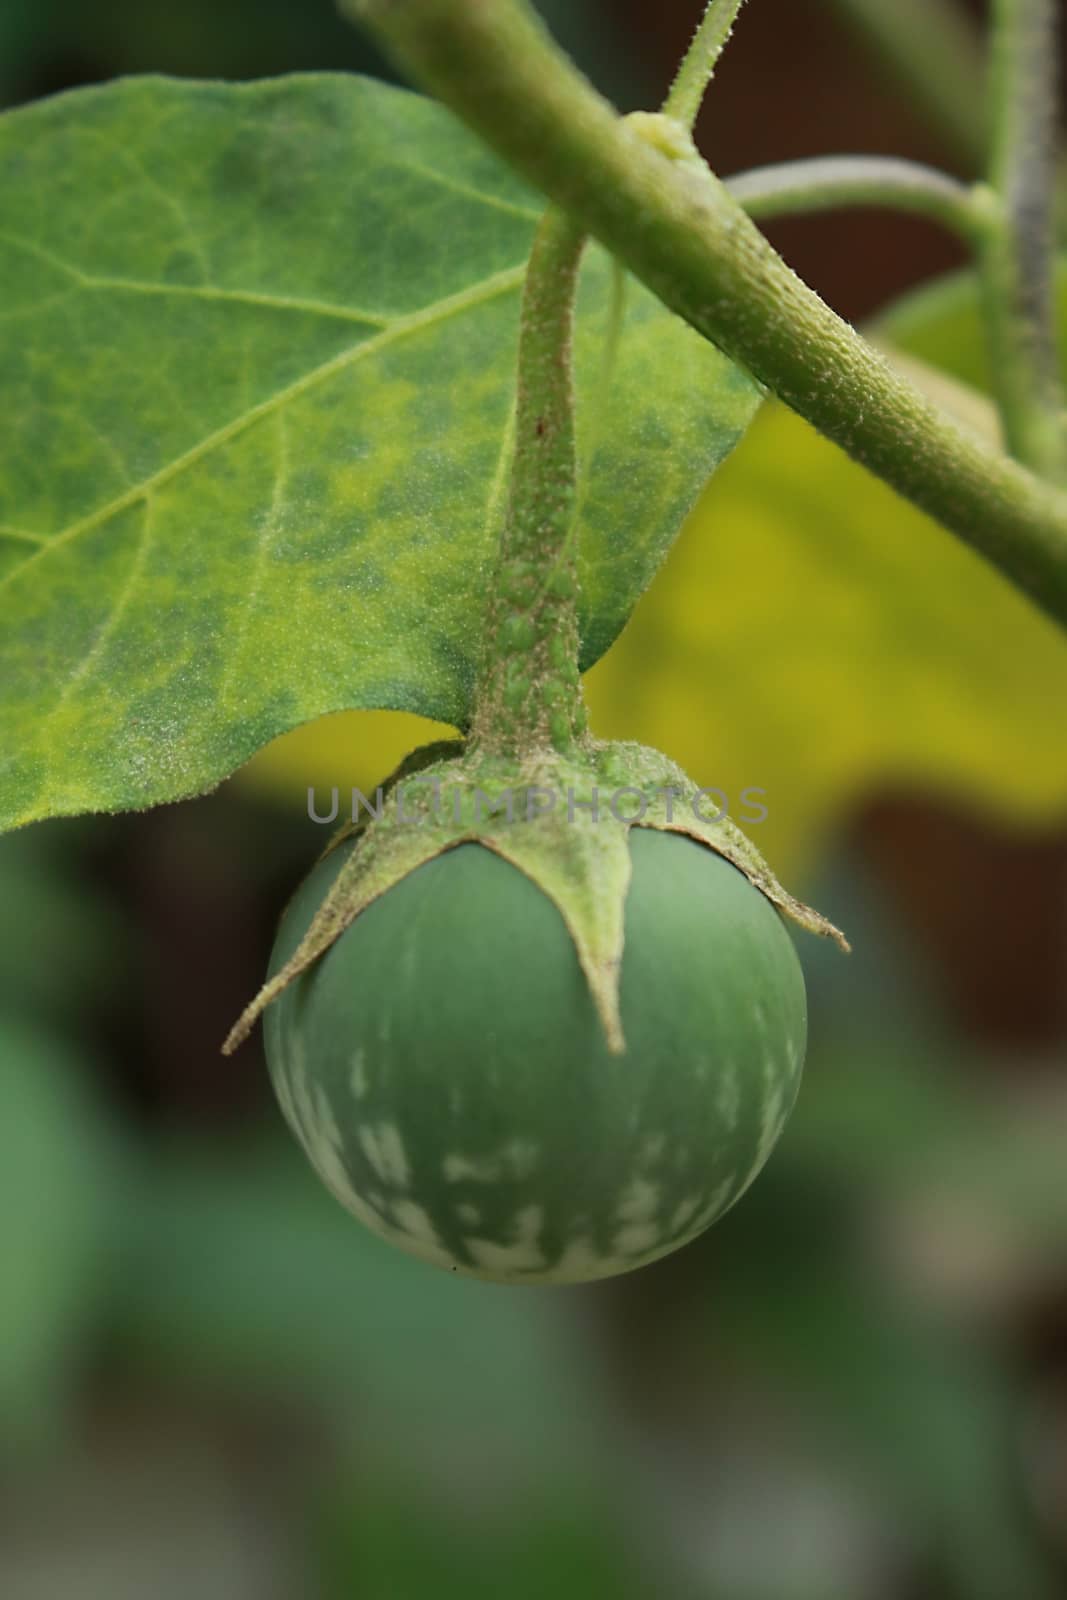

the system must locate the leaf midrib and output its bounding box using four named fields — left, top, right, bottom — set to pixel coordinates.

left=0, top=229, right=395, bottom=326
left=0, top=260, right=526, bottom=593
